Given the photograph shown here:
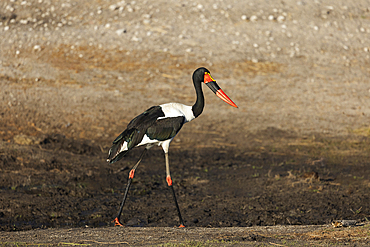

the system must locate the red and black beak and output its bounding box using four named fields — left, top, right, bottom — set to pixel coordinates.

left=204, top=73, right=238, bottom=108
